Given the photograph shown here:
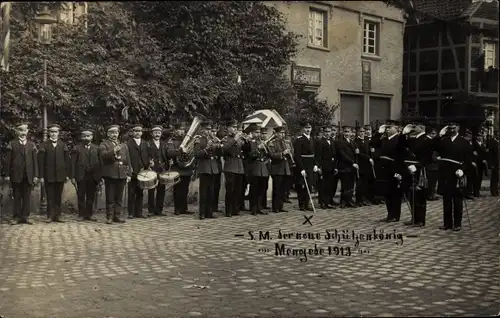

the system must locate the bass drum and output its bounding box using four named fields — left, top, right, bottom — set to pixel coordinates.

left=137, top=170, right=158, bottom=190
